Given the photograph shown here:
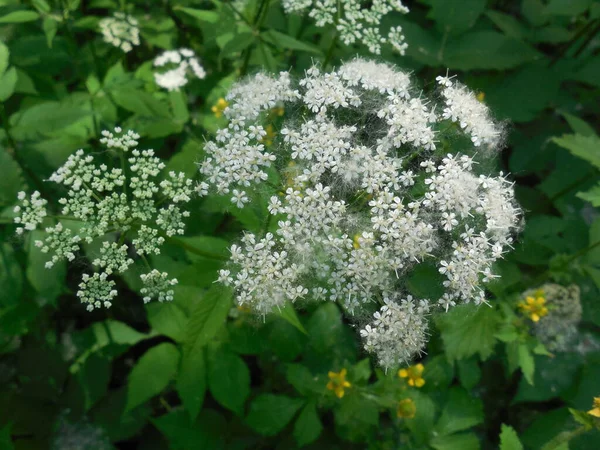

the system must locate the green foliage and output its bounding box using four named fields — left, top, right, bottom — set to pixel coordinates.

left=1, top=0, right=600, bottom=448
